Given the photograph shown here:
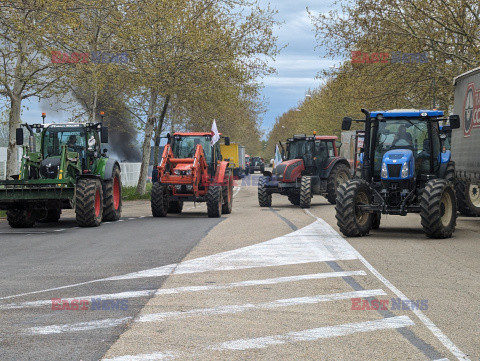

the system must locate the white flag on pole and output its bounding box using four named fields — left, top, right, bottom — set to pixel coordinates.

left=211, top=119, right=220, bottom=146
left=274, top=144, right=282, bottom=168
